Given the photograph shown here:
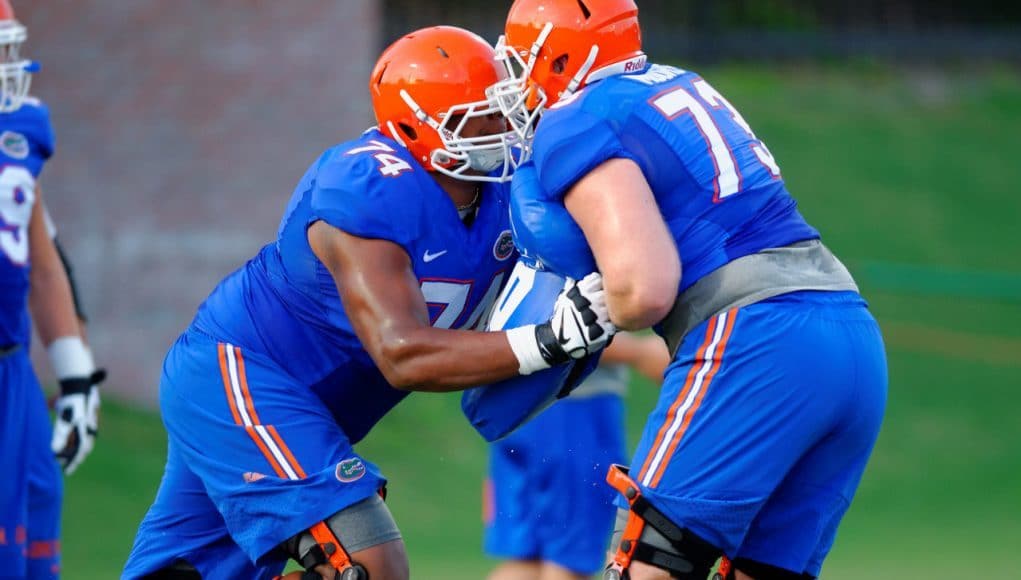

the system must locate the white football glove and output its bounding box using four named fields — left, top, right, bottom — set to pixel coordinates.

left=51, top=369, right=104, bottom=475
left=507, top=272, right=616, bottom=375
